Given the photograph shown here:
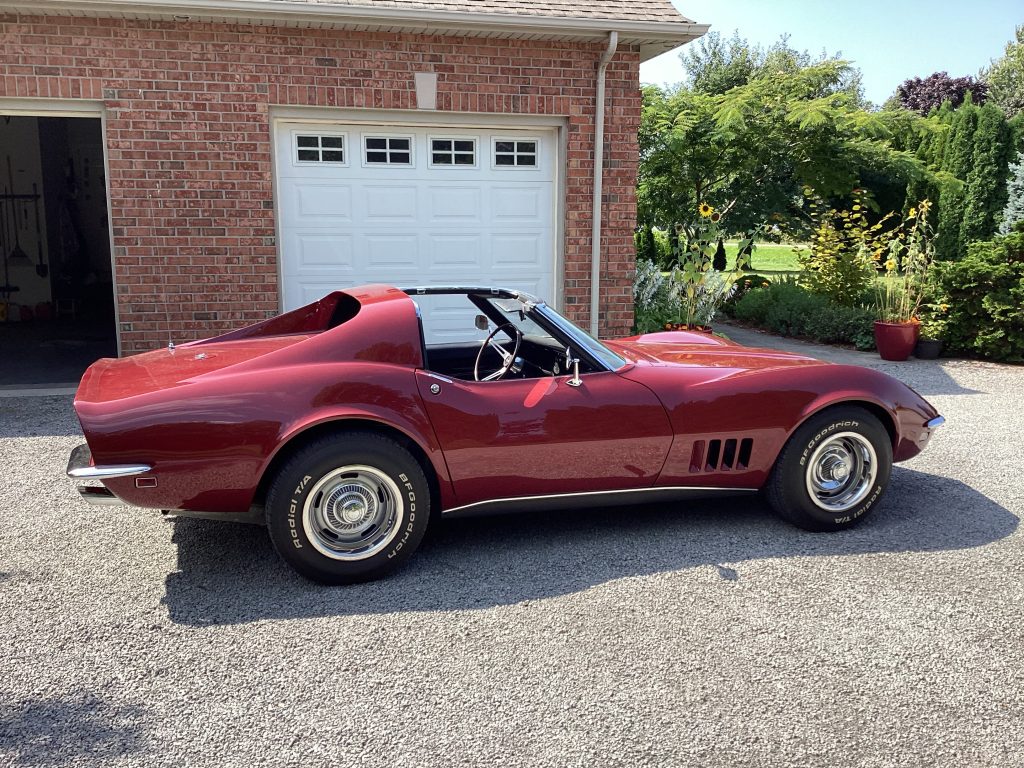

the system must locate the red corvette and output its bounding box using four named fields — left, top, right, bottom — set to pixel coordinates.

left=67, top=285, right=944, bottom=583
